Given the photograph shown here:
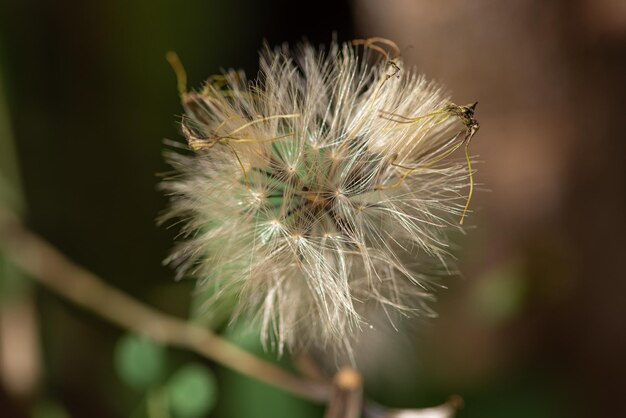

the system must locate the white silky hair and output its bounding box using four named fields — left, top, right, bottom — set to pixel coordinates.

left=162, top=40, right=472, bottom=356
